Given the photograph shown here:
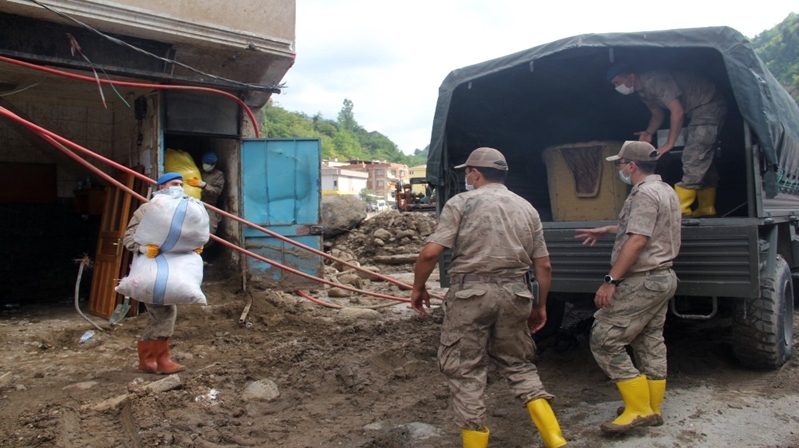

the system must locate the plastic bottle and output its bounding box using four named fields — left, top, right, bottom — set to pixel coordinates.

left=79, top=330, right=95, bottom=344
